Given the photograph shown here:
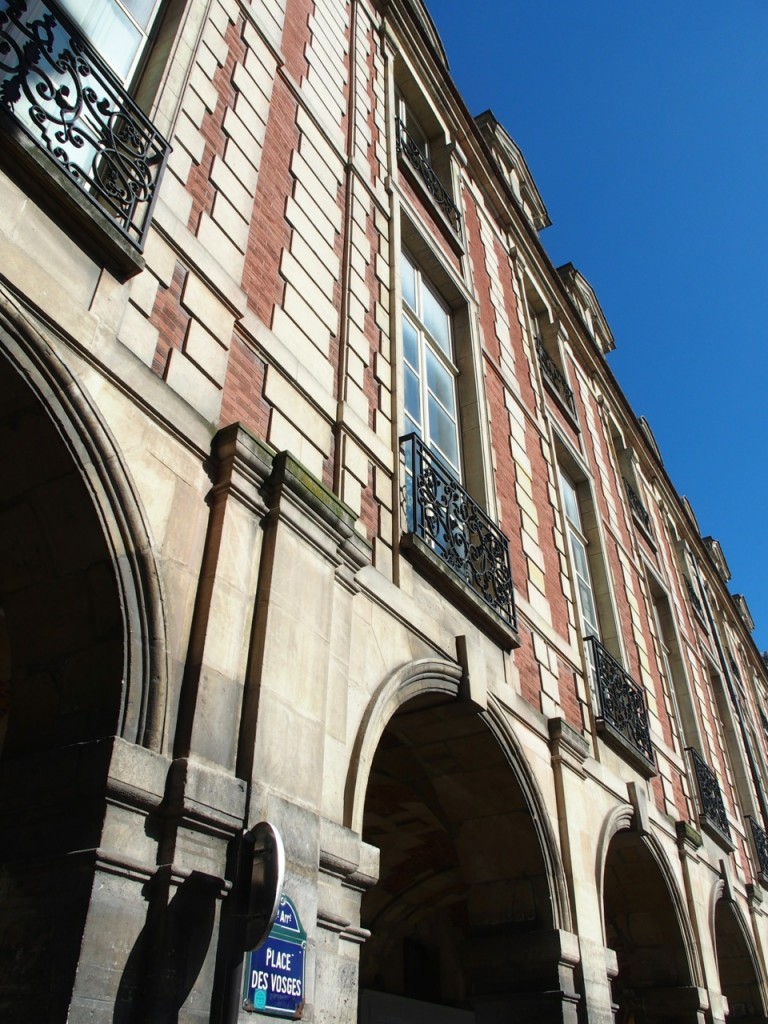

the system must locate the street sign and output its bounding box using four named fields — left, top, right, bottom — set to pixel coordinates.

left=243, top=894, right=306, bottom=1018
